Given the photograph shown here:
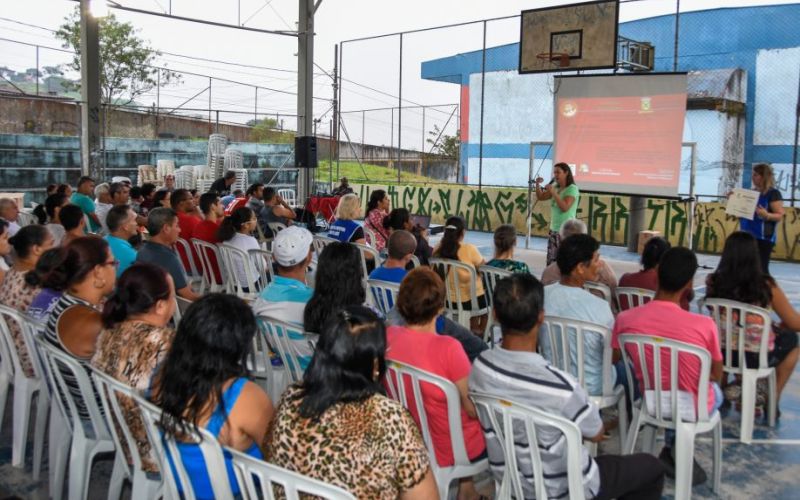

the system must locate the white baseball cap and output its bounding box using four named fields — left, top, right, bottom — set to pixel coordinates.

left=273, top=226, right=313, bottom=267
